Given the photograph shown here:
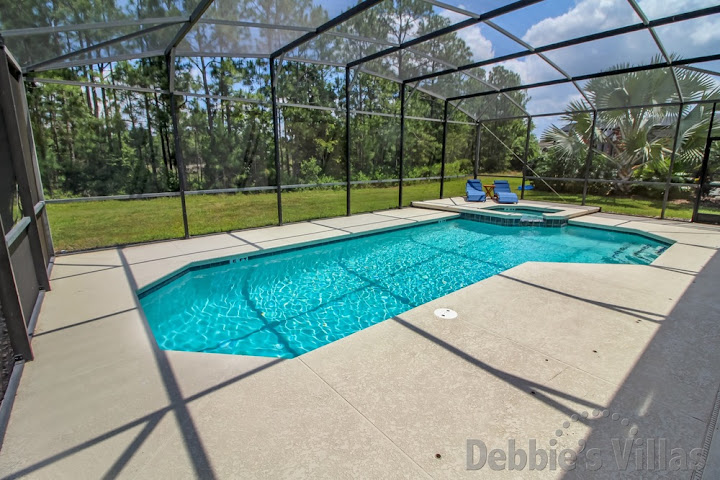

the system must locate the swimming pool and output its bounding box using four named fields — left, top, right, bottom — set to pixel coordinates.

left=138, top=219, right=669, bottom=358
